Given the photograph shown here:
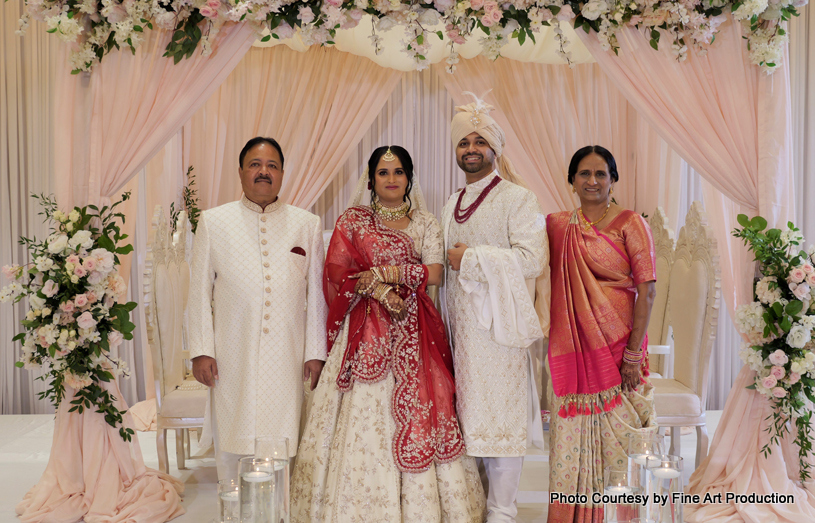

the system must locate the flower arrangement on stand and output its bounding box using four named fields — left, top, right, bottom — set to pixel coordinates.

left=14, top=0, right=805, bottom=74
left=1, top=193, right=137, bottom=442
left=733, top=214, right=815, bottom=483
